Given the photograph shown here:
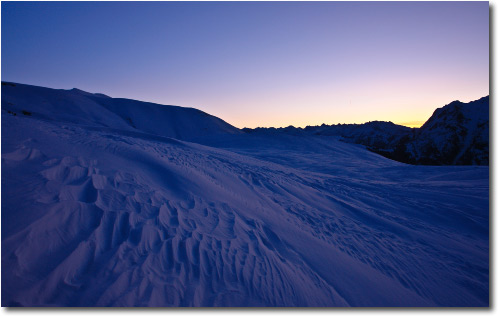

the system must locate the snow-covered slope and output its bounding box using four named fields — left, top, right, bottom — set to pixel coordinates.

left=244, top=96, right=489, bottom=166
left=1, top=83, right=489, bottom=307
left=1, top=82, right=241, bottom=141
